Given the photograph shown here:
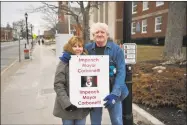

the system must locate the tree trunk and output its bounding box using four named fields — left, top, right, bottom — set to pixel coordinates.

left=163, top=2, right=186, bottom=62
left=82, top=11, right=90, bottom=43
